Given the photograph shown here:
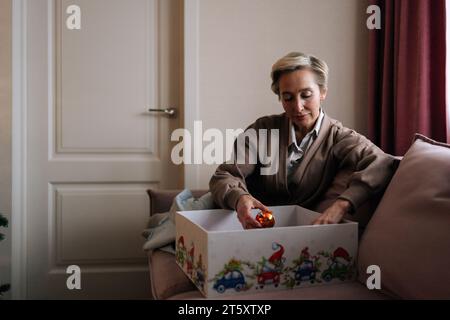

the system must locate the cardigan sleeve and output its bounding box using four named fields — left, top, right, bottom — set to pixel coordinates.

left=209, top=162, right=254, bottom=210
left=331, top=127, right=396, bottom=212
left=209, top=123, right=259, bottom=210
